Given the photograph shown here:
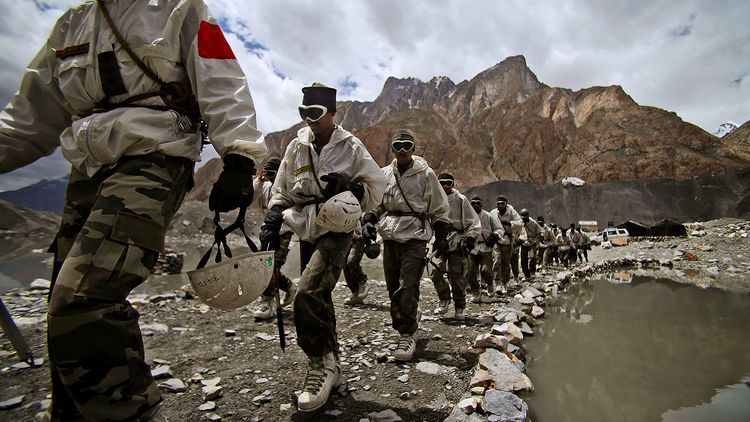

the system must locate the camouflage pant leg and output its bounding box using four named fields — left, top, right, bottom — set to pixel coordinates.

left=293, top=232, right=352, bottom=357
left=343, top=237, right=367, bottom=294
left=261, top=232, right=293, bottom=297
left=476, top=252, right=494, bottom=291
left=520, top=245, right=537, bottom=278
left=492, top=244, right=512, bottom=285
left=510, top=246, right=520, bottom=277
left=466, top=254, right=482, bottom=294
left=48, top=154, right=193, bottom=421
left=445, top=253, right=468, bottom=309
left=430, top=253, right=467, bottom=308
left=382, top=239, right=427, bottom=335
